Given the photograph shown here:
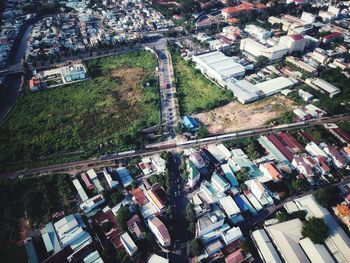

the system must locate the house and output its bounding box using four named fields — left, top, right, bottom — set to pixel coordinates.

left=127, top=214, right=146, bottom=240
left=324, top=146, right=347, bottom=168
left=292, top=156, right=316, bottom=179
left=103, top=168, right=118, bottom=189
left=219, top=195, right=243, bottom=224
left=187, top=160, right=200, bottom=188
left=81, top=173, right=95, bottom=191
left=207, top=144, right=232, bottom=163
left=120, top=232, right=138, bottom=256
left=148, top=216, right=171, bottom=247
left=146, top=184, right=166, bottom=213
left=259, top=162, right=283, bottom=182
left=189, top=151, right=206, bottom=169
left=335, top=204, right=350, bottom=231
left=131, top=188, right=149, bottom=206
left=196, top=205, right=226, bottom=238
left=116, top=167, right=133, bottom=188
left=246, top=179, right=273, bottom=206
left=79, top=194, right=105, bottom=215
